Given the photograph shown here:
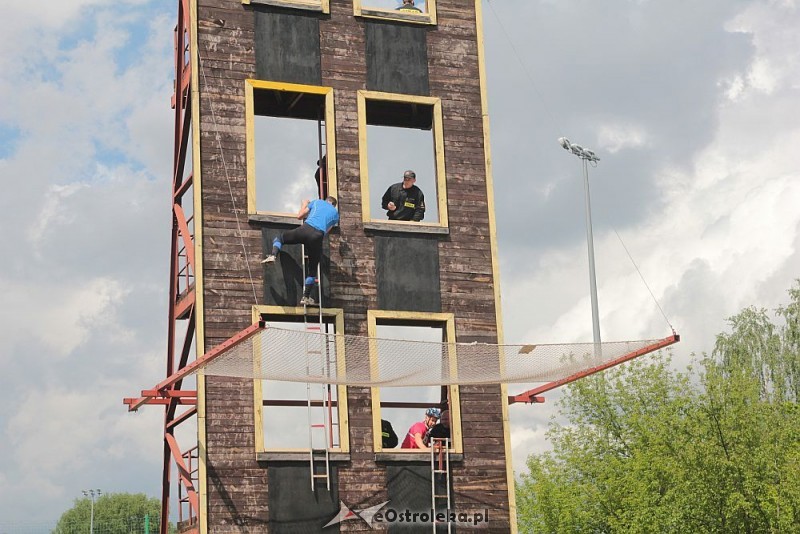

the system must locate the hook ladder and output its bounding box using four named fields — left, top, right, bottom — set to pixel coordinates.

left=302, top=244, right=334, bottom=490
left=430, top=437, right=452, bottom=533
